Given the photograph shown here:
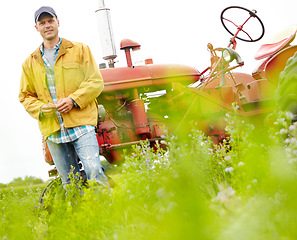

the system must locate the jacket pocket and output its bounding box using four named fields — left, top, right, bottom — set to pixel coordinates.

left=62, top=62, right=80, bottom=69
left=62, top=62, right=83, bottom=93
